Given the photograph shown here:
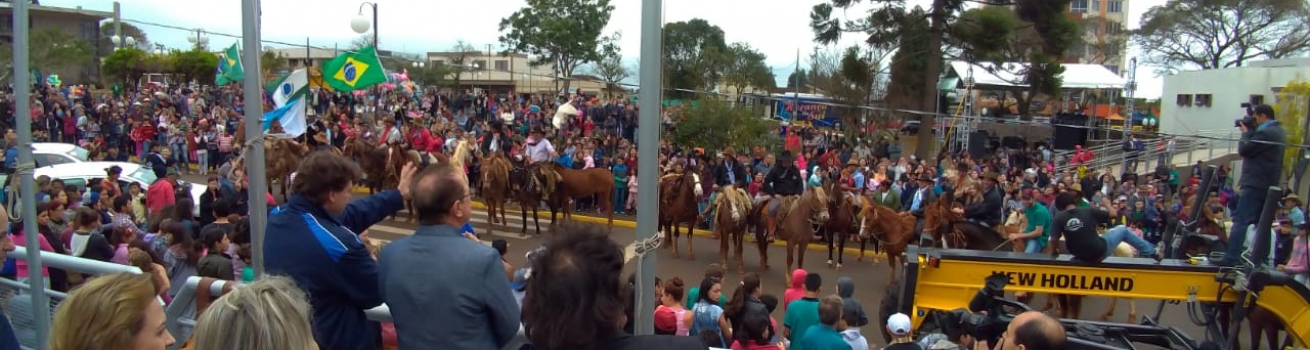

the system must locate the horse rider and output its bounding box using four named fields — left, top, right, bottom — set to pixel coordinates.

left=523, top=127, right=560, bottom=195
left=379, top=118, right=402, bottom=146
left=837, top=159, right=863, bottom=207
left=908, top=173, right=938, bottom=242
left=702, top=146, right=750, bottom=224
left=761, top=150, right=804, bottom=241
left=954, top=171, right=1004, bottom=228
left=405, top=118, right=437, bottom=167
left=481, top=119, right=513, bottom=158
